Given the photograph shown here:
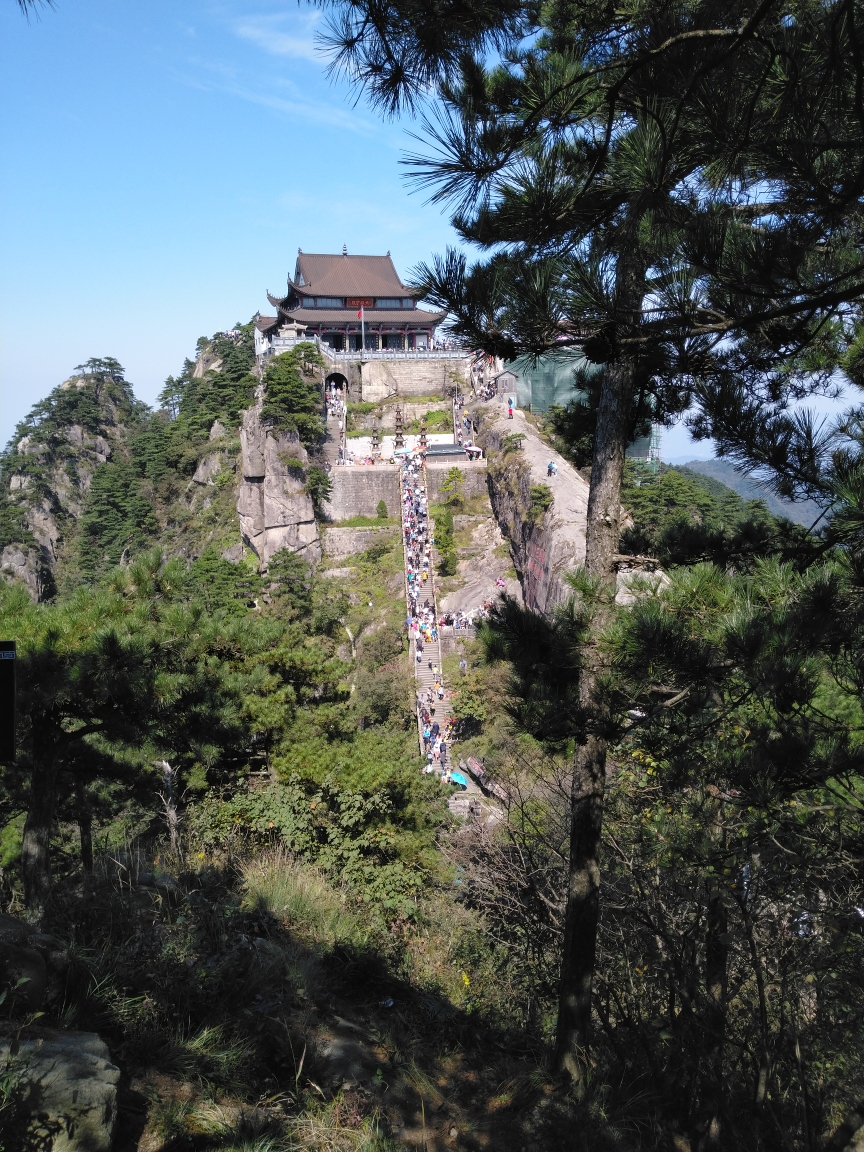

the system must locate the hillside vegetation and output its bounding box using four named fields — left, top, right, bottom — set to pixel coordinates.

left=0, top=347, right=863, bottom=1152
